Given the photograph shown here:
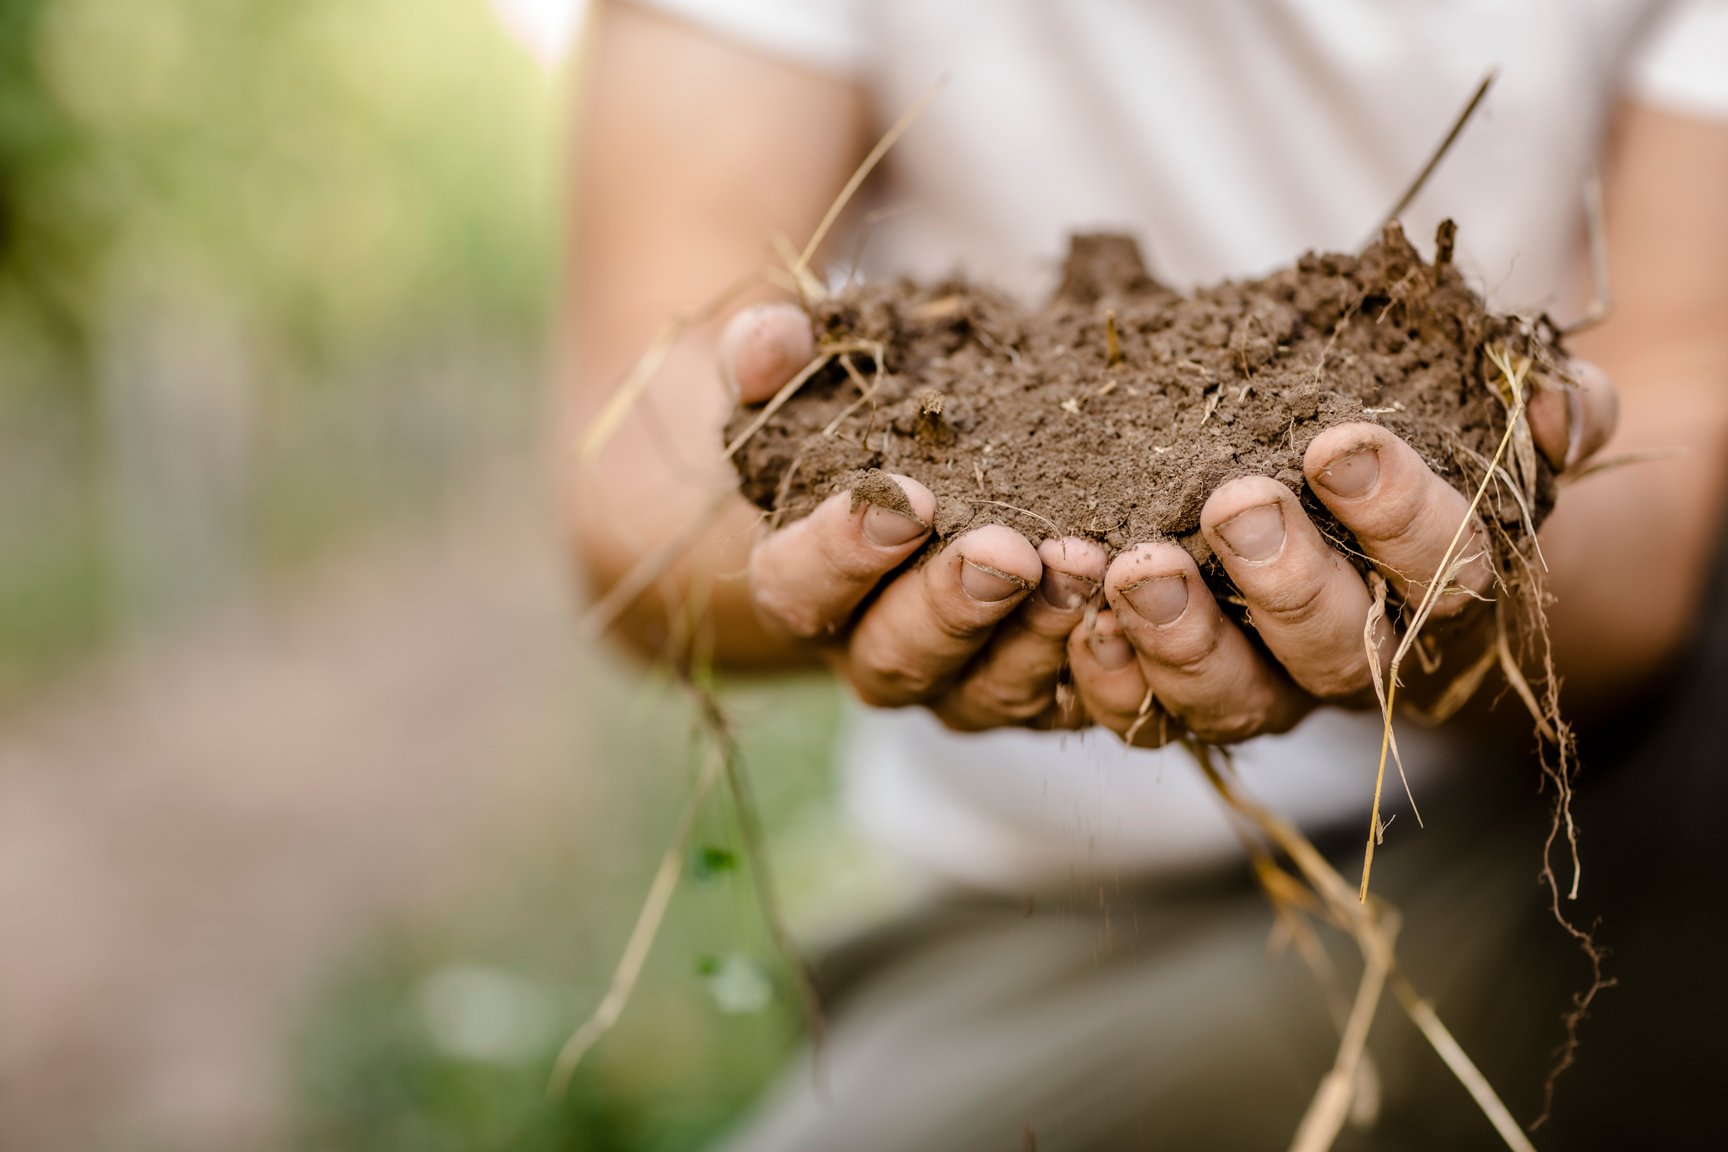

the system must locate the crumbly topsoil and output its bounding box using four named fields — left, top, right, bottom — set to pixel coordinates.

left=727, top=221, right=1566, bottom=592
